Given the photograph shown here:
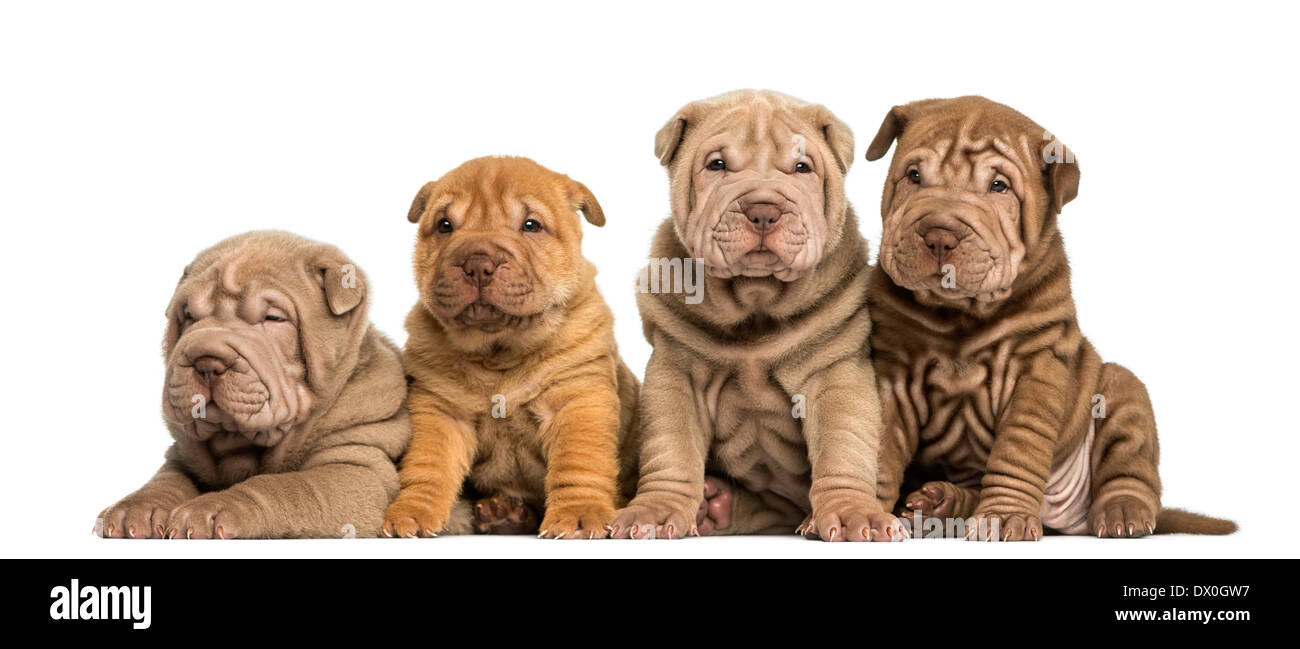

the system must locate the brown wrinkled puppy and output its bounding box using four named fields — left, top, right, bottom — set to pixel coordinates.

left=382, top=156, right=639, bottom=539
left=866, top=96, right=1235, bottom=539
left=611, top=90, right=902, bottom=541
left=97, top=231, right=409, bottom=539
